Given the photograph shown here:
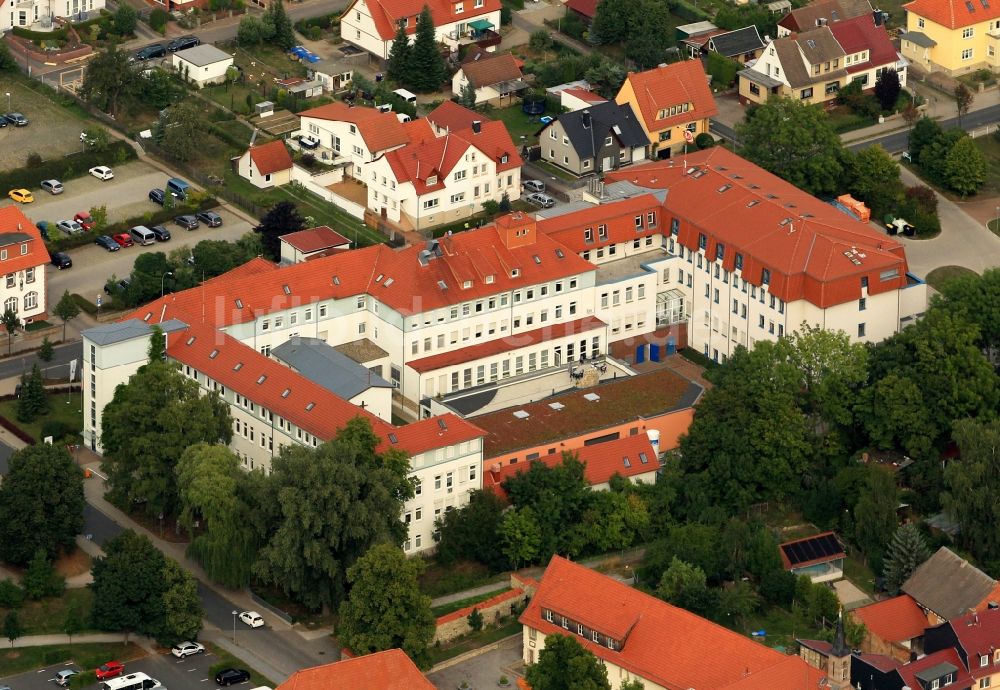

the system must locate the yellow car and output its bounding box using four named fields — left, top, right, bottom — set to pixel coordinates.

left=8, top=189, right=33, bottom=203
